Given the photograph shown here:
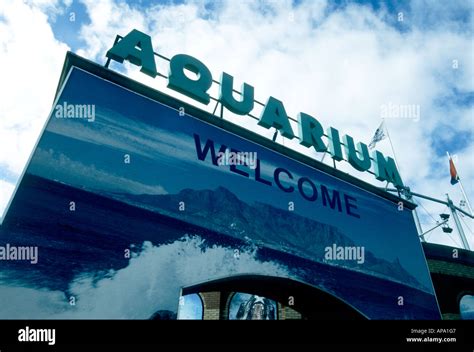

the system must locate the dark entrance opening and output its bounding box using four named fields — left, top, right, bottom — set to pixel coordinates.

left=181, top=274, right=367, bottom=320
